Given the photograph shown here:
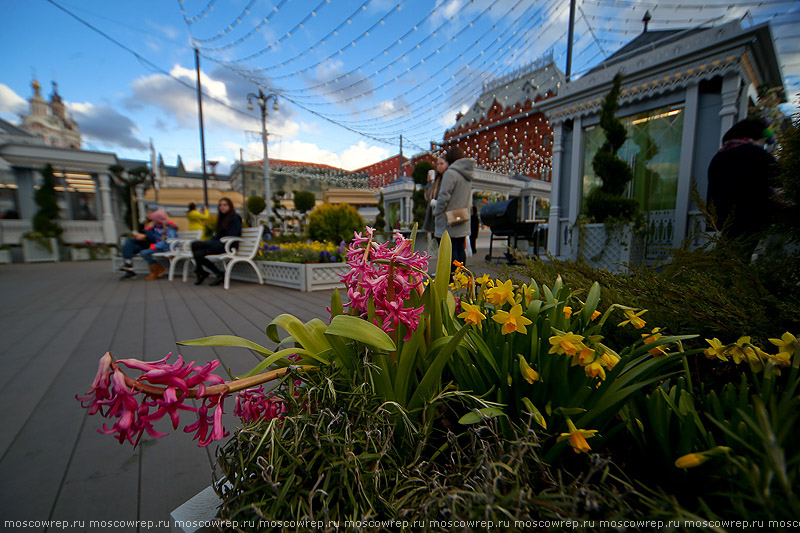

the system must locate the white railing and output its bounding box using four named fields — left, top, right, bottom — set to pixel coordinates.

left=0, top=220, right=31, bottom=245
left=60, top=220, right=104, bottom=244
left=644, top=209, right=675, bottom=262
left=0, top=219, right=104, bottom=245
